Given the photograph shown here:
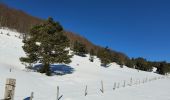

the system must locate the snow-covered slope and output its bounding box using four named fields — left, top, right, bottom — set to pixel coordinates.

left=0, top=28, right=25, bottom=69
left=0, top=28, right=170, bottom=100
